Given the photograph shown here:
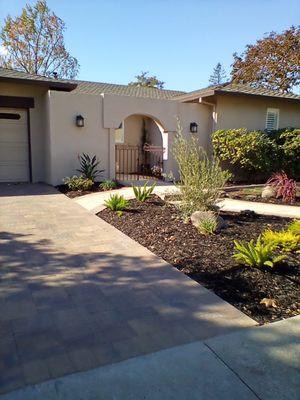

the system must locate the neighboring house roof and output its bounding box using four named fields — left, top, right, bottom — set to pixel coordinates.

left=175, top=82, right=300, bottom=102
left=0, top=67, right=185, bottom=100
left=0, top=67, right=77, bottom=91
